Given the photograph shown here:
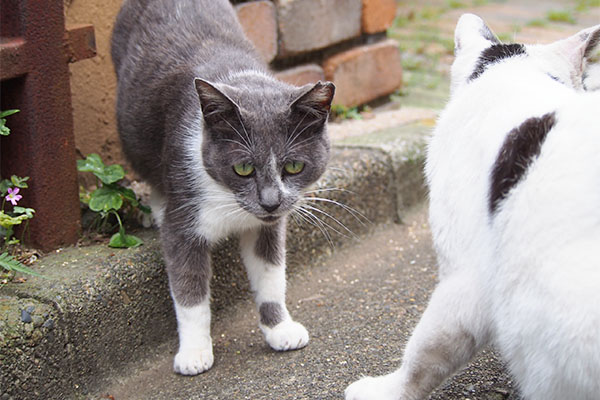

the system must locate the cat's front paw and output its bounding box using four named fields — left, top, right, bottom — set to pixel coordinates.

left=173, top=345, right=214, bottom=375
left=262, top=319, right=309, bottom=351
left=345, top=375, right=400, bottom=400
